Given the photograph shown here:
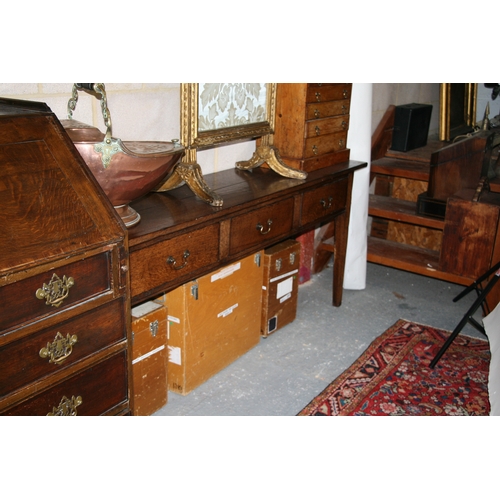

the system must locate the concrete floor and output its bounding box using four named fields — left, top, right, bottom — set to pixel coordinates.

left=153, top=262, right=485, bottom=416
